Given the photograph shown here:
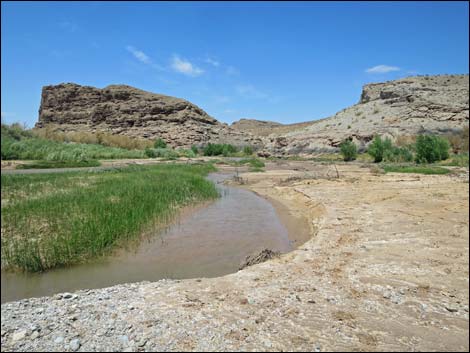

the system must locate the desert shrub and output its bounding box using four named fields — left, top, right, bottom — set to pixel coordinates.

left=339, top=139, right=357, bottom=161
left=154, top=138, right=167, bottom=149
left=243, top=146, right=254, bottom=156
left=439, top=153, right=469, bottom=167
left=383, top=146, right=413, bottom=163
left=144, top=147, right=157, bottom=158
left=415, top=135, right=450, bottom=163
left=177, top=148, right=197, bottom=158
left=1, top=122, right=33, bottom=141
left=368, top=136, right=393, bottom=163
left=203, top=143, right=237, bottom=156
left=445, top=126, right=469, bottom=154
left=152, top=148, right=178, bottom=160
